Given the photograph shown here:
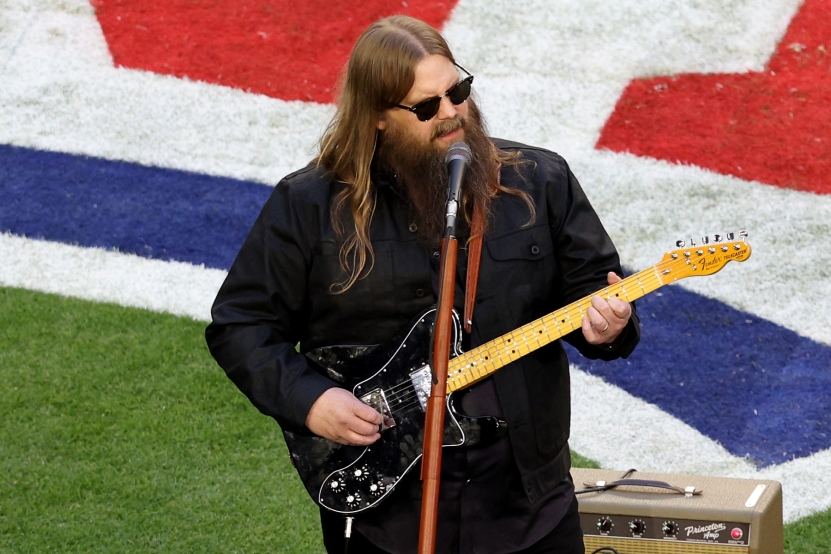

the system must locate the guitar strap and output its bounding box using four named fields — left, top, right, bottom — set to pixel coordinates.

left=463, top=201, right=483, bottom=335
left=463, top=165, right=499, bottom=334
